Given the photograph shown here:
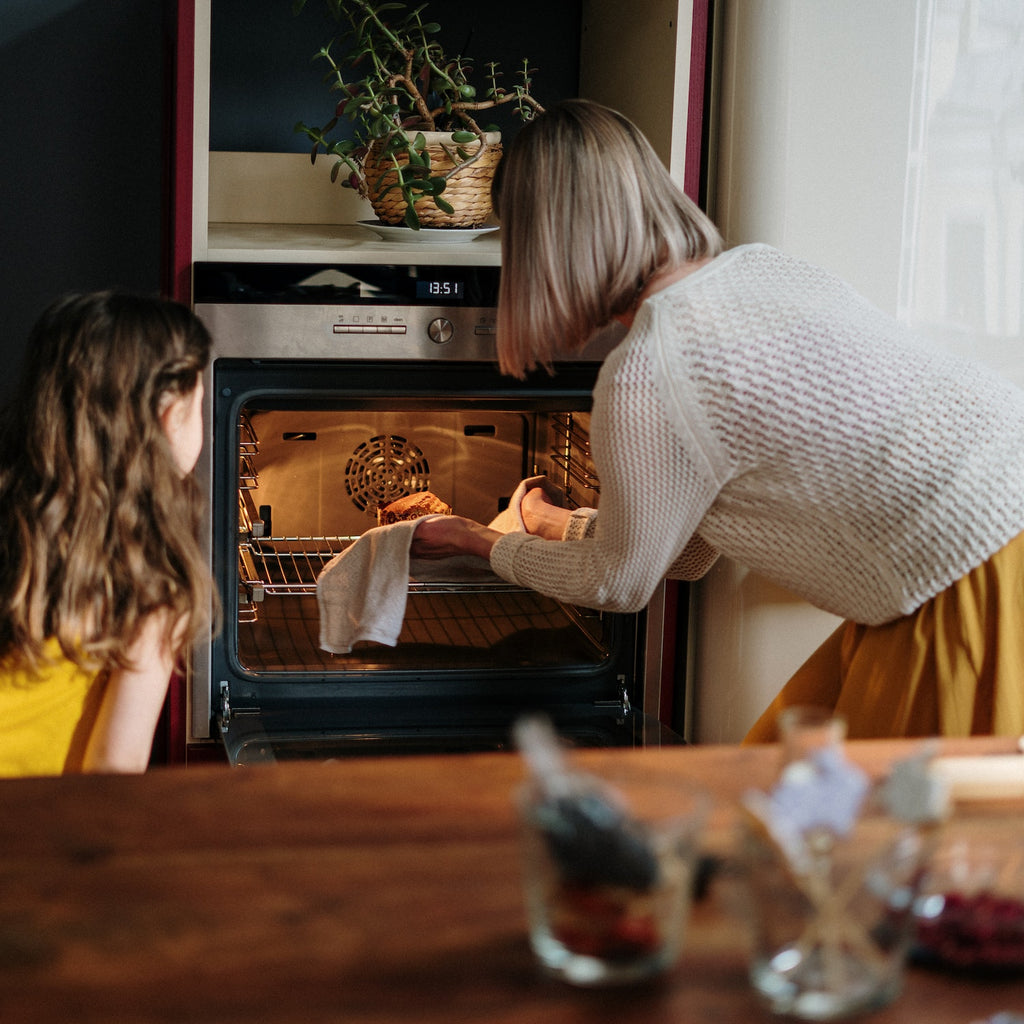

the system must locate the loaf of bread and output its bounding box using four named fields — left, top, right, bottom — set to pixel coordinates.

left=377, top=491, right=453, bottom=525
